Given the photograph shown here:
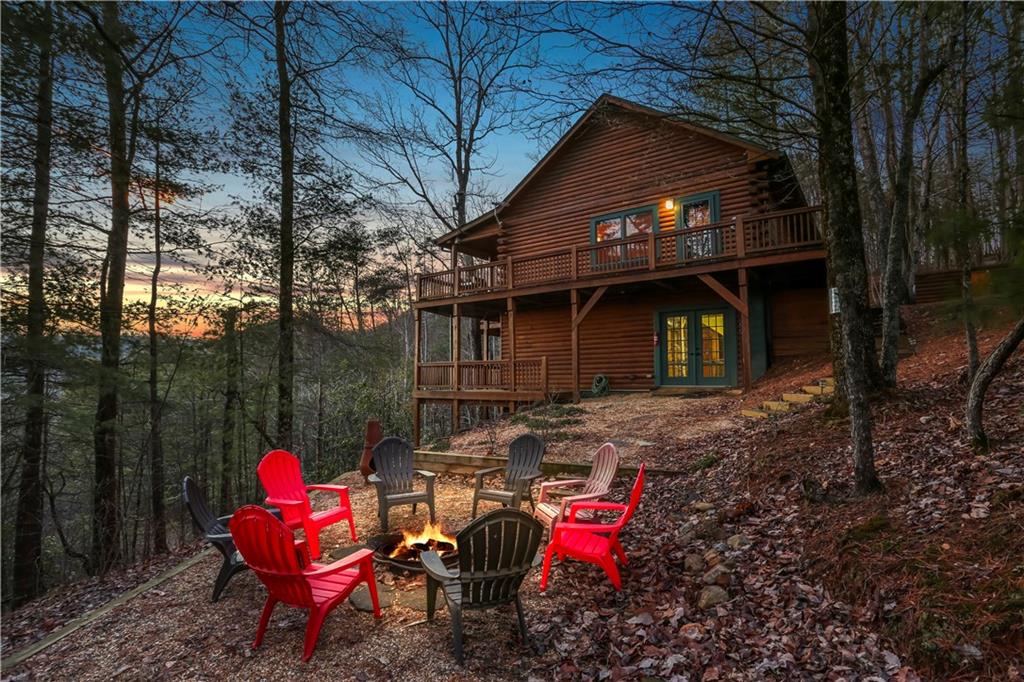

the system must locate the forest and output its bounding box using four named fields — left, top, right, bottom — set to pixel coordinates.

left=1, top=0, right=1021, bottom=622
